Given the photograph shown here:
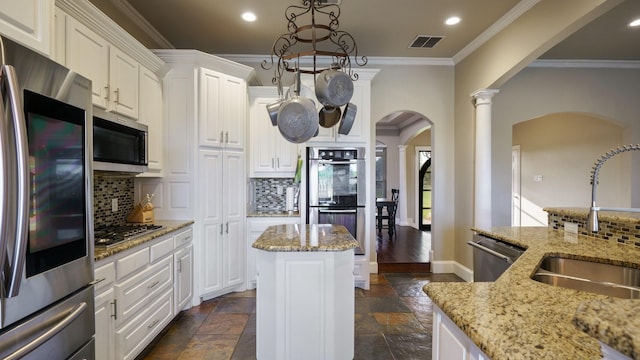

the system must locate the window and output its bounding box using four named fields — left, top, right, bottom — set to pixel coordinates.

left=375, top=146, right=386, bottom=198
